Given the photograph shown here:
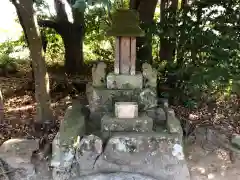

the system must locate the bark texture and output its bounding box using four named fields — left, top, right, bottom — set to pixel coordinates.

left=130, top=0, right=158, bottom=70
left=39, top=0, right=85, bottom=75
left=12, top=0, right=53, bottom=123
